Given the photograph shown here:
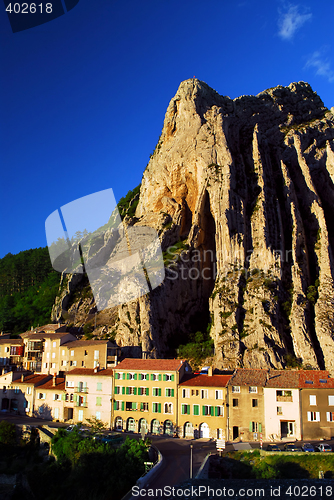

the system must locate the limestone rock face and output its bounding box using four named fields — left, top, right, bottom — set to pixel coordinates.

left=54, top=79, right=334, bottom=372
